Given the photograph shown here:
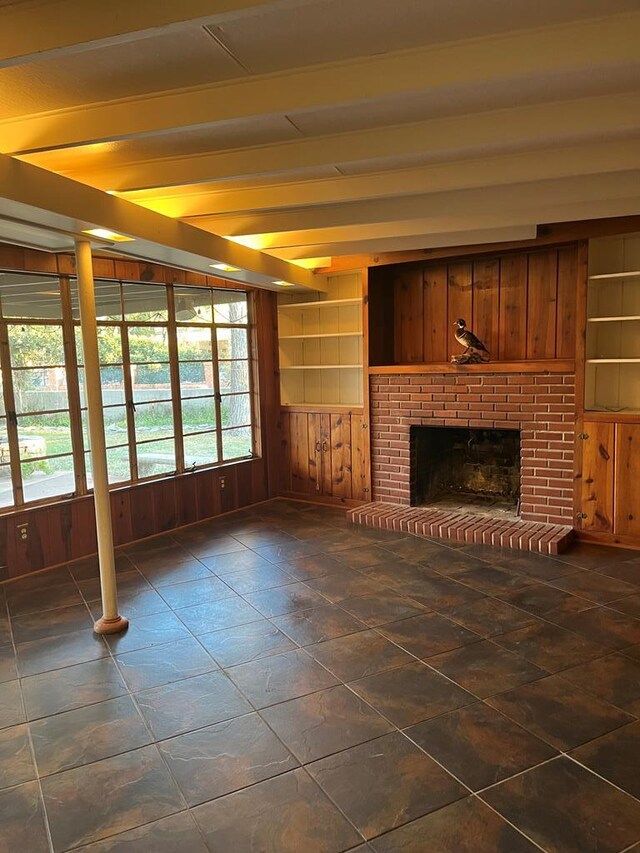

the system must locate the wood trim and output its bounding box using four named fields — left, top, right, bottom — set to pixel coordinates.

left=575, top=530, right=640, bottom=551
left=280, top=403, right=364, bottom=414
left=360, top=267, right=372, bottom=501
left=0, top=245, right=259, bottom=292
left=317, top=215, right=640, bottom=273
left=579, top=411, right=640, bottom=423
left=369, top=359, right=575, bottom=375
